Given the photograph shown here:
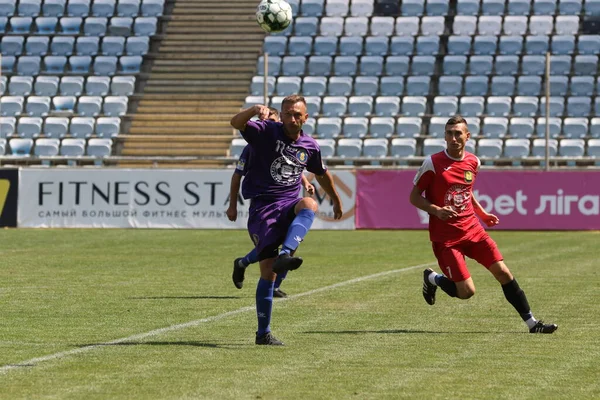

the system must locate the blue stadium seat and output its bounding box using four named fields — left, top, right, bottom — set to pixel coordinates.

left=363, top=138, right=389, bottom=163
left=395, top=16, right=419, bottom=36
left=536, top=117, right=562, bottom=137
left=370, top=117, right=395, bottom=138
left=438, top=76, right=462, bottom=96
left=276, top=76, right=301, bottom=96
left=567, top=96, right=591, bottom=117
left=577, top=35, right=600, bottom=55
left=69, top=55, right=92, bottom=73
left=416, top=36, right=439, bottom=55
left=43, top=55, right=66, bottom=73
left=503, top=16, right=527, bottom=35
left=375, top=96, right=400, bottom=116
left=428, top=116, right=447, bottom=137
left=0, top=76, right=5, bottom=95
left=551, top=35, right=575, bottom=55
left=573, top=55, right=598, bottom=75
left=354, top=76, right=379, bottom=95
left=9, top=138, right=34, bottom=155
left=84, top=17, right=107, bottom=36
left=111, top=76, right=135, bottom=95
left=294, top=17, right=318, bottom=36
left=60, top=75, right=84, bottom=95
left=443, top=55, right=467, bottom=75
left=1, top=55, right=16, bottom=73
left=301, top=0, right=323, bottom=16
left=427, top=0, right=449, bottom=15
left=460, top=96, right=485, bottom=116
left=9, top=76, right=33, bottom=96
left=1, top=35, right=24, bottom=56
left=305, top=96, right=321, bottom=115
left=77, top=96, right=102, bottom=116
left=584, top=0, right=600, bottom=15
left=343, top=117, right=368, bottom=138
left=549, top=55, right=572, bottom=75
left=301, top=76, right=326, bottom=96
left=17, top=117, right=43, bottom=138
left=498, top=35, right=523, bottom=55
left=126, top=36, right=148, bottom=55
left=365, top=36, right=389, bottom=56
left=316, top=138, right=335, bottom=158
left=18, top=55, right=42, bottom=75
left=119, top=55, right=142, bottom=73
left=591, top=118, right=600, bottom=138
left=0, top=0, right=16, bottom=16
left=396, top=117, right=421, bottom=137
left=391, top=138, right=417, bottom=159
left=66, top=0, right=88, bottom=16
left=563, top=118, right=589, bottom=138
left=308, top=56, right=332, bottom=76
left=103, top=96, right=128, bottom=116
left=10, top=17, right=33, bottom=33
left=370, top=16, right=394, bottom=36
left=26, top=96, right=51, bottom=117
left=87, top=138, right=113, bottom=162
left=473, top=35, right=497, bottom=55
left=92, top=0, right=115, bottom=17
left=385, top=56, right=409, bottom=76
left=52, top=95, right=76, bottom=114
left=504, top=138, right=530, bottom=158
left=525, top=35, right=549, bottom=55
left=447, top=36, right=471, bottom=55
left=134, top=17, right=157, bottom=36
left=421, top=16, right=445, bottom=36
left=320, top=17, right=344, bottom=36
left=344, top=16, right=368, bottom=36
left=289, top=37, right=314, bottom=56
left=513, top=96, right=539, bottom=117
left=466, top=117, right=481, bottom=136
left=303, top=118, right=316, bottom=135
left=336, top=138, right=362, bottom=161
left=60, top=16, right=81, bottom=33
left=464, top=76, right=488, bottom=96
left=326, top=0, right=348, bottom=17
left=42, top=118, right=69, bottom=138
left=495, top=55, right=519, bottom=75
left=587, top=139, right=600, bottom=159
left=282, top=56, right=306, bottom=76
left=359, top=56, right=383, bottom=76
left=0, top=17, right=8, bottom=34
left=402, top=0, right=425, bottom=15
left=478, top=16, right=502, bottom=35
left=70, top=117, right=95, bottom=138
left=486, top=96, right=511, bottom=116
left=570, top=76, right=595, bottom=96
left=555, top=16, right=579, bottom=35
left=313, top=36, right=337, bottom=56
left=118, top=0, right=140, bottom=17
left=411, top=55, right=435, bottom=76
left=50, top=36, right=74, bottom=55
left=322, top=96, right=347, bottom=117
left=96, top=117, right=120, bottom=137
left=0, top=117, right=17, bottom=138
left=316, top=117, right=342, bottom=138
left=101, top=36, right=125, bottom=55
left=401, top=96, right=427, bottom=116
left=76, top=36, right=99, bottom=55
left=469, top=56, right=493, bottom=75
left=406, top=76, right=430, bottom=96
left=477, top=138, right=503, bottom=159
left=34, top=76, right=59, bottom=96
left=257, top=55, right=280, bottom=76
left=559, top=139, right=585, bottom=159
left=140, top=0, right=164, bottom=16
left=515, top=76, right=541, bottom=96
left=453, top=16, right=477, bottom=35
left=350, top=0, right=373, bottom=16
left=491, top=76, right=515, bottom=96
left=521, top=55, right=545, bottom=75
left=348, top=96, right=373, bottom=116
left=481, top=0, right=505, bottom=14
left=529, top=16, right=553, bottom=35
left=334, top=55, right=358, bottom=76
left=60, top=138, right=86, bottom=159
left=264, top=36, right=287, bottom=56
left=19, top=0, right=41, bottom=18
left=548, top=75, right=568, bottom=96
left=433, top=96, right=458, bottom=116
left=457, top=0, right=479, bottom=15
left=509, top=117, right=535, bottom=138
left=559, top=0, right=582, bottom=13
left=327, top=76, right=352, bottom=96
left=338, top=36, right=362, bottom=56
left=539, top=97, right=565, bottom=117
left=423, top=138, right=446, bottom=156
